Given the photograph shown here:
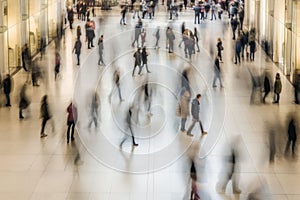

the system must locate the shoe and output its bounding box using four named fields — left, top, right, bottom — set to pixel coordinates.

left=67, top=140, right=69, bottom=143
left=180, top=129, right=186, bottom=132
left=77, top=63, right=80, bottom=65
left=40, top=134, right=48, bottom=138
left=234, top=62, right=237, bottom=64
left=233, top=188, right=241, bottom=194
left=88, top=47, right=91, bottom=49
left=124, top=23, right=127, bottom=25
left=91, top=45, right=94, bottom=47
left=19, top=116, right=24, bottom=119
left=147, top=71, right=151, bottom=73
left=71, top=137, right=75, bottom=141
left=187, top=133, right=193, bottom=136
left=213, top=85, right=217, bottom=87
left=197, top=50, right=200, bottom=52
left=133, top=143, right=139, bottom=146
left=202, top=131, right=207, bottom=135
left=5, top=104, right=11, bottom=107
